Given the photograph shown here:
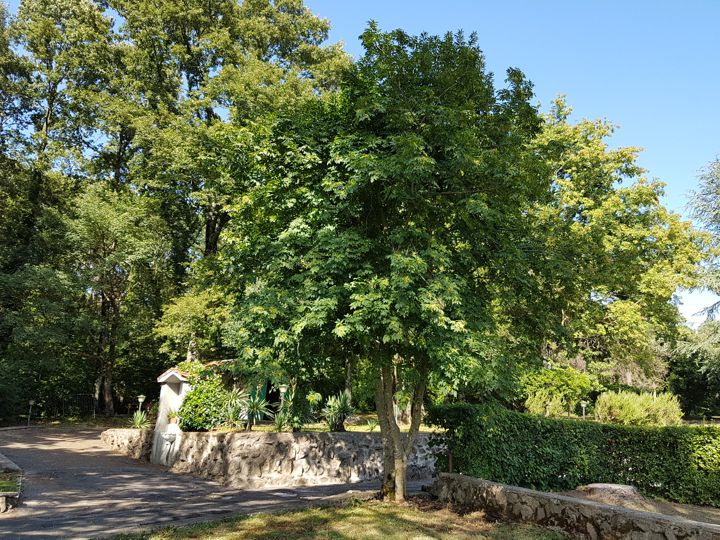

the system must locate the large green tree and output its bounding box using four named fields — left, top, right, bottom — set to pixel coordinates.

left=222, top=26, right=556, bottom=500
